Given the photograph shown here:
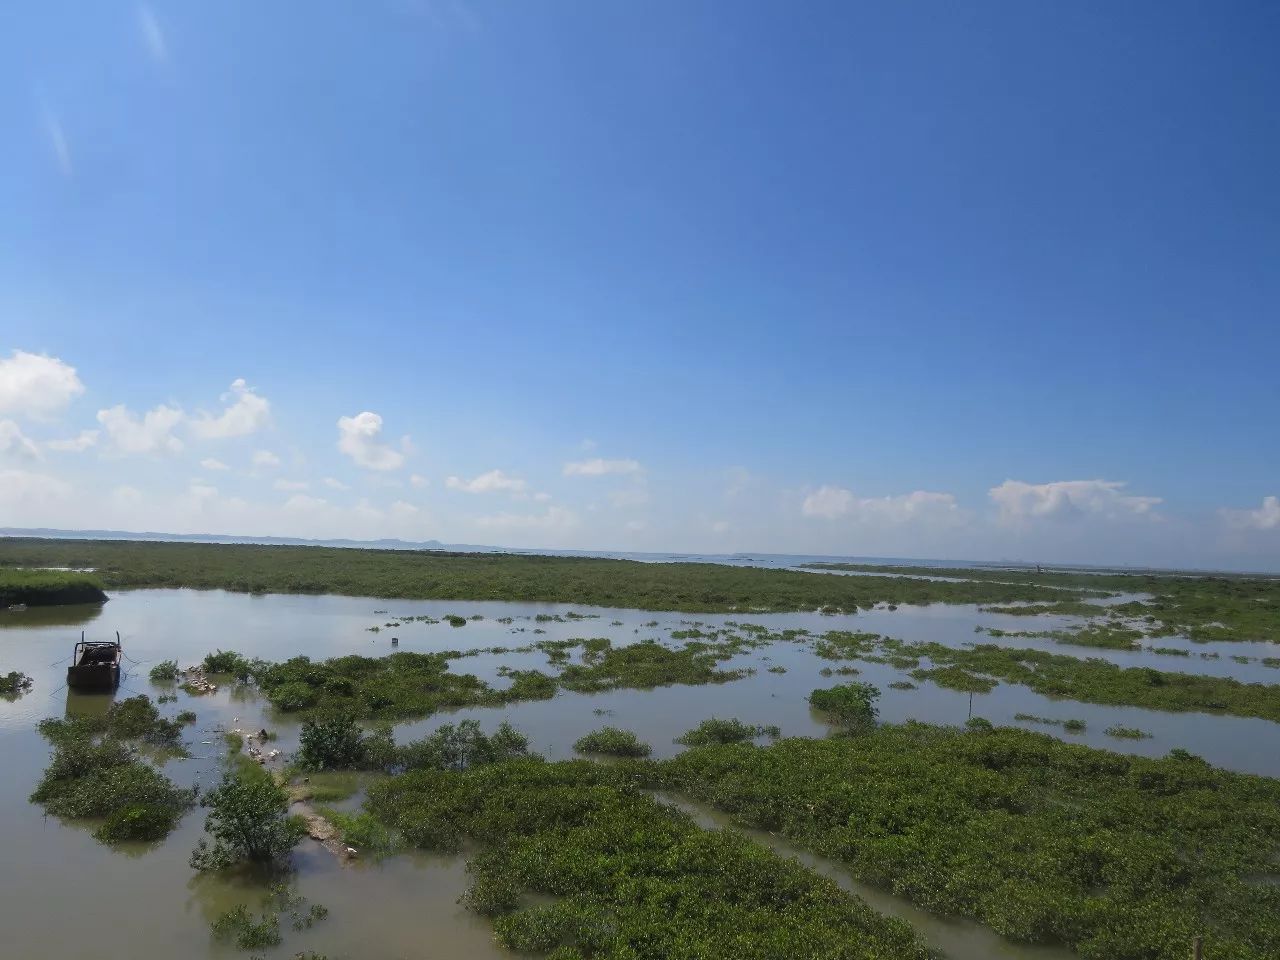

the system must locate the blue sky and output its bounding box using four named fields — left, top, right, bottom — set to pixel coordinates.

left=2, top=2, right=1278, bottom=569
